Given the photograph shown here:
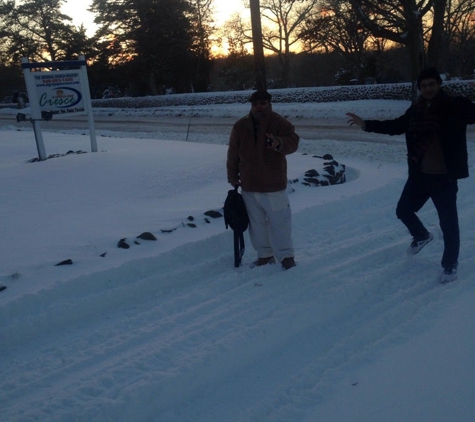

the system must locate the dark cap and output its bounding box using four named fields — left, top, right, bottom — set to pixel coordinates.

left=417, top=67, right=442, bottom=89
left=249, top=90, right=272, bottom=103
